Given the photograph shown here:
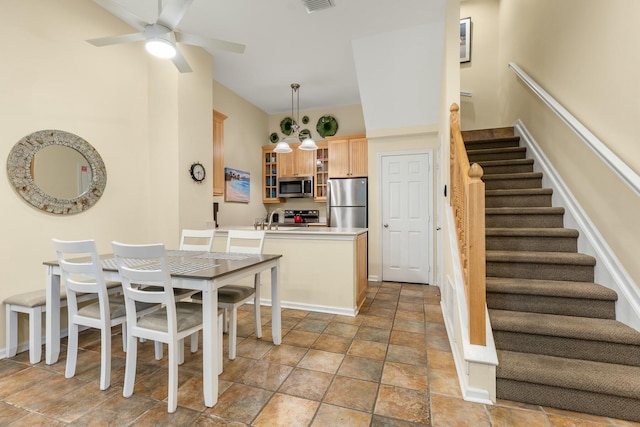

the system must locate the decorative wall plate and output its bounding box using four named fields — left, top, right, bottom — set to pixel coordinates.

left=280, top=117, right=296, bottom=136
left=302, top=115, right=309, bottom=124
left=316, top=115, right=338, bottom=137
left=269, top=132, right=279, bottom=143
left=298, top=129, right=311, bottom=142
